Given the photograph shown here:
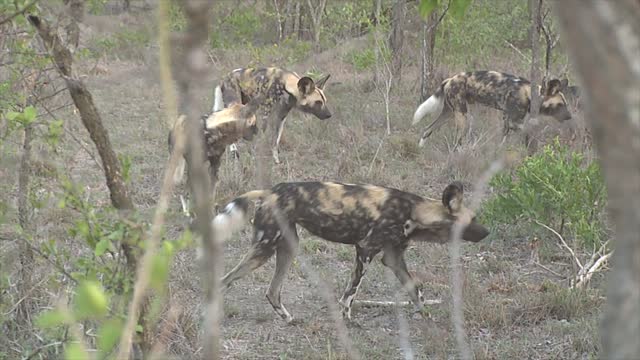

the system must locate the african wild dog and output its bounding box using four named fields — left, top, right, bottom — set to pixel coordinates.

left=412, top=71, right=572, bottom=147
left=213, top=181, right=489, bottom=323
left=168, top=86, right=262, bottom=209
left=220, top=67, right=332, bottom=164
